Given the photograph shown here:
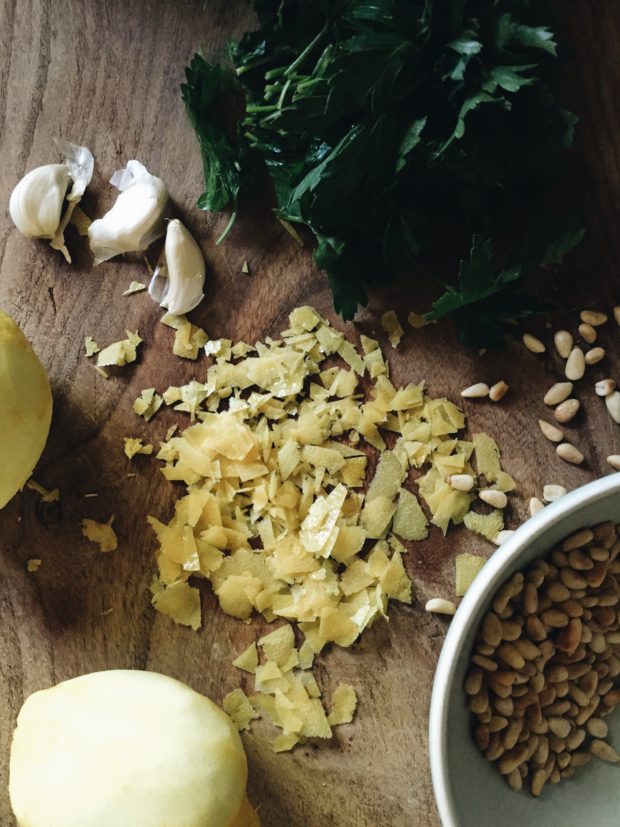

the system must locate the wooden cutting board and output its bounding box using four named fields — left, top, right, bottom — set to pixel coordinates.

left=1, top=2, right=619, bottom=825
